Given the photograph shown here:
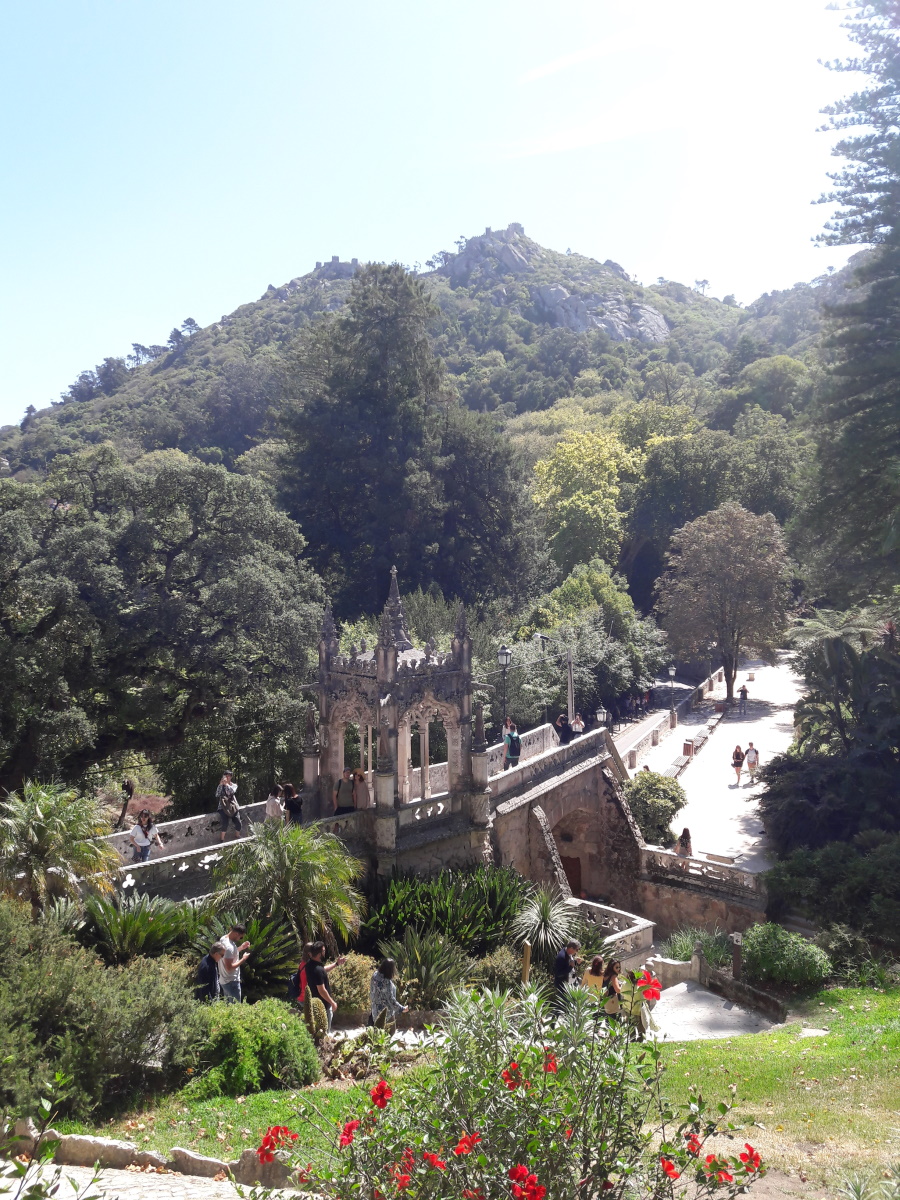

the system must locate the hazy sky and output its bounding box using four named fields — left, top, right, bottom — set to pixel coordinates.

left=0, top=0, right=864, bottom=428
